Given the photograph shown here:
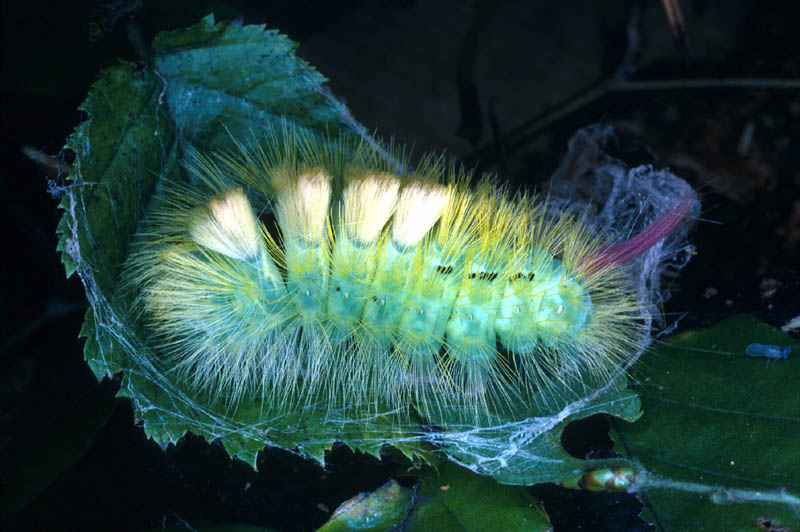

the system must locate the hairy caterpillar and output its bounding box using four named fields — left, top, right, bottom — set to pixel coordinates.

left=125, top=129, right=692, bottom=423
